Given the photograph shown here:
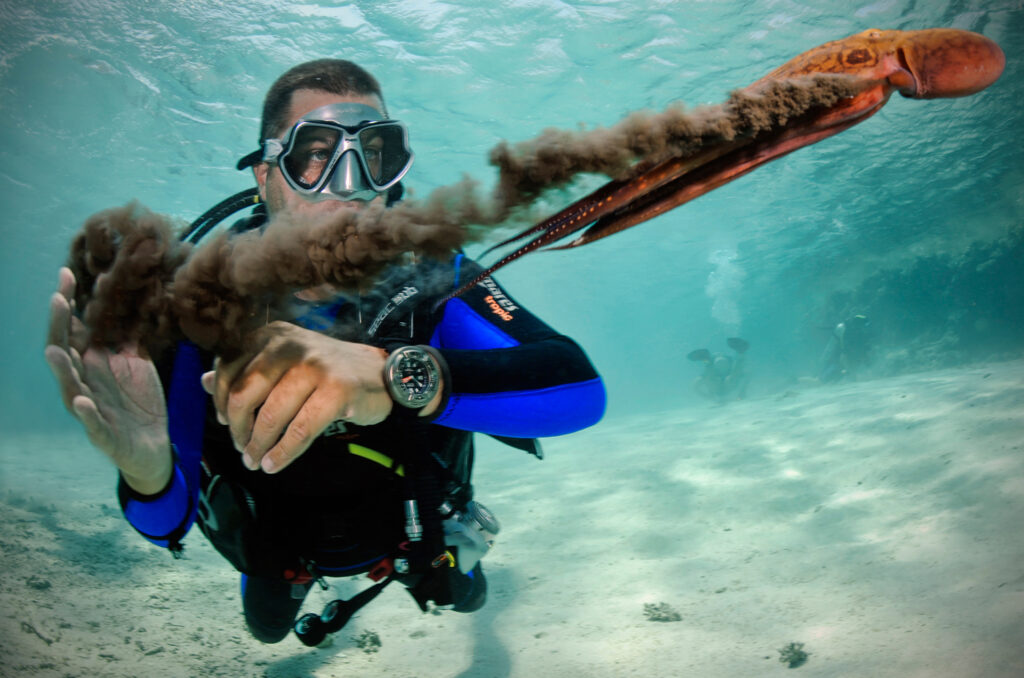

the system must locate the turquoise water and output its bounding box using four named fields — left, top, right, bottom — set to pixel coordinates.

left=1, top=1, right=1021, bottom=432
left=1, top=2, right=1023, bottom=675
